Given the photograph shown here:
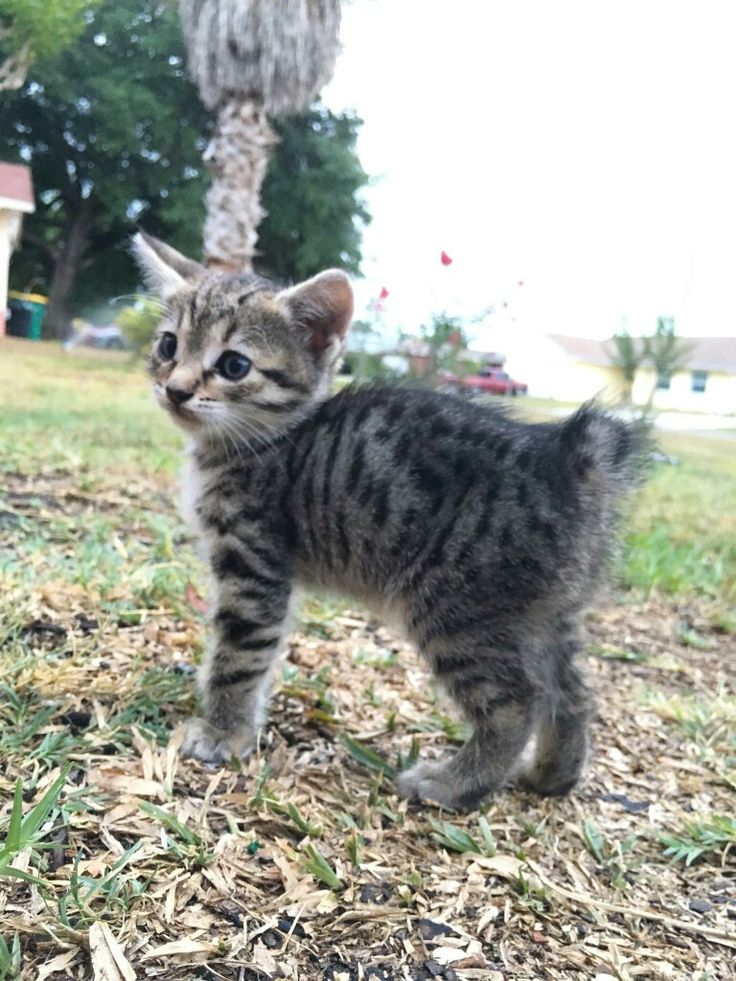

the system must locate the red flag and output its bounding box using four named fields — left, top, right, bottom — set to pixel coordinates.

left=378, top=286, right=389, bottom=300
left=440, top=251, right=453, bottom=266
